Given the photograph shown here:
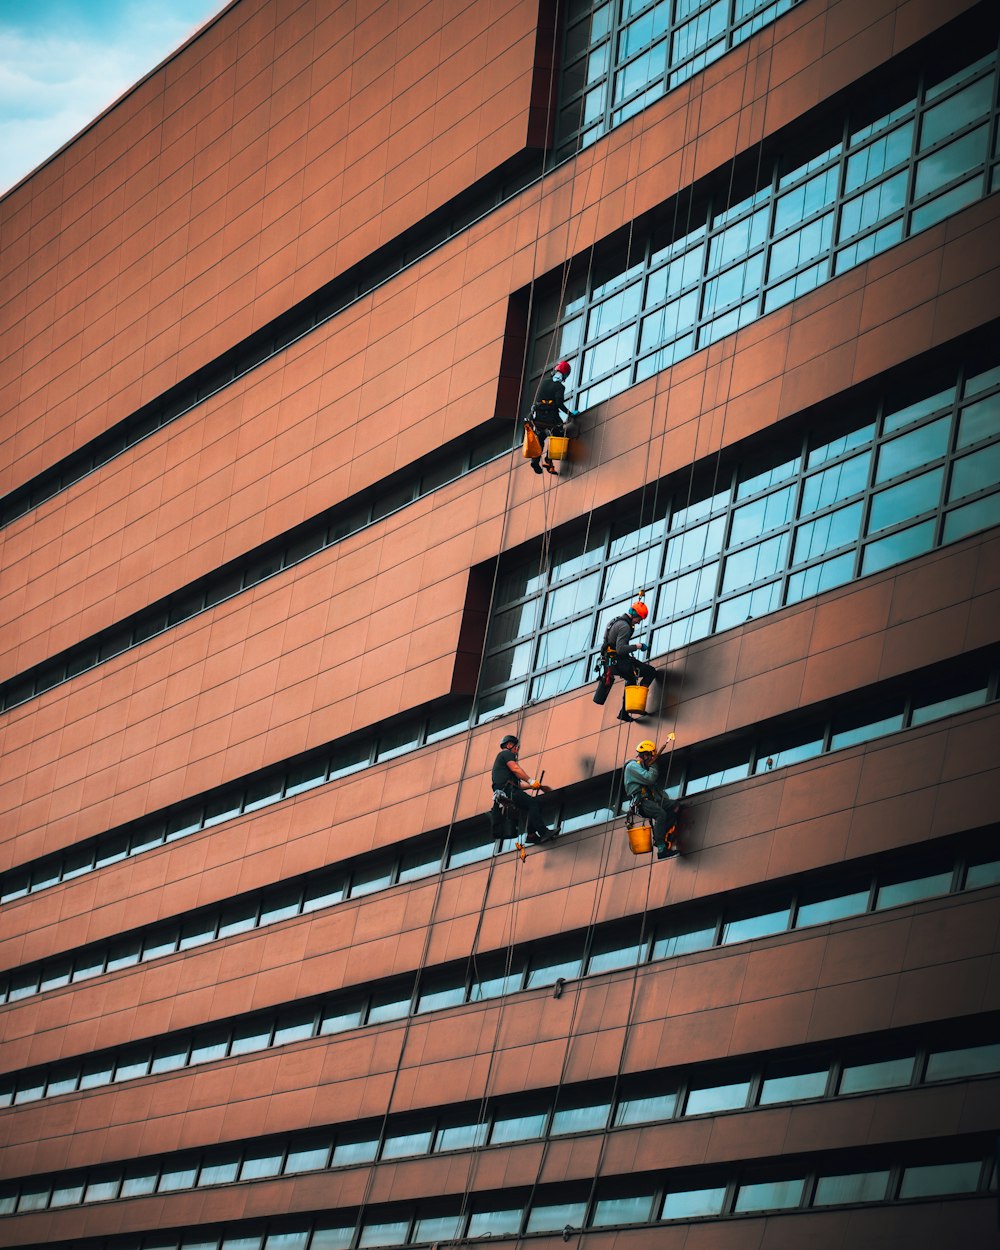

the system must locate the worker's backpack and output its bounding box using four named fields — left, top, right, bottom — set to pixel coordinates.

left=600, top=615, right=631, bottom=660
